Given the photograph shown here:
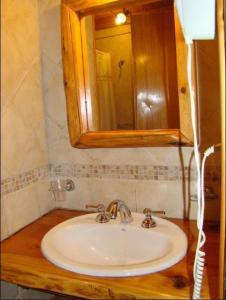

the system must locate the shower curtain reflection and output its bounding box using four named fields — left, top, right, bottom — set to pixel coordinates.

left=96, top=50, right=117, bottom=130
